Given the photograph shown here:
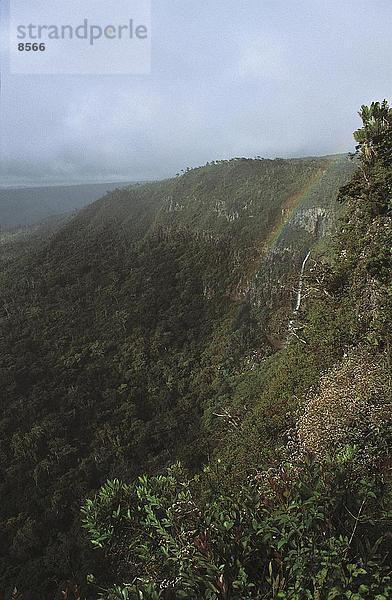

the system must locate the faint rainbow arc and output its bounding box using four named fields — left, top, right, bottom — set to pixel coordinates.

left=263, top=155, right=341, bottom=252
